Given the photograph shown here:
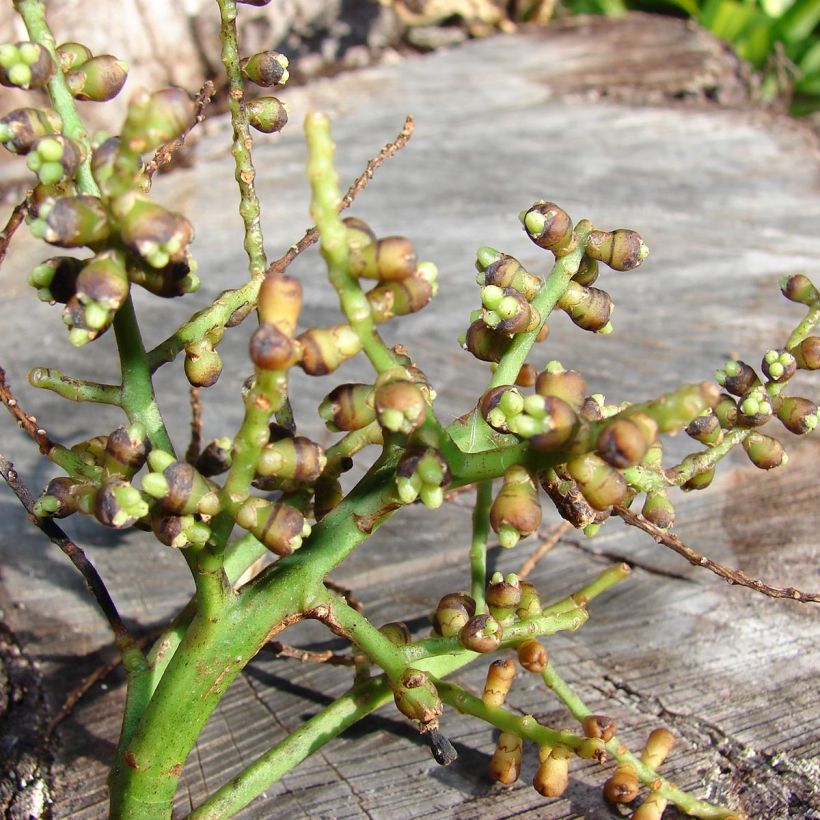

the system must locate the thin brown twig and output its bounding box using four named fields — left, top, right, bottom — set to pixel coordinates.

left=615, top=505, right=819, bottom=603
left=261, top=640, right=356, bottom=666
left=0, top=452, right=143, bottom=635
left=324, top=578, right=364, bottom=614
left=0, top=193, right=30, bottom=269
left=264, top=115, right=415, bottom=278
left=185, top=386, right=203, bottom=465
left=143, top=80, right=215, bottom=182
left=0, top=366, right=57, bottom=455
left=518, top=520, right=572, bottom=579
